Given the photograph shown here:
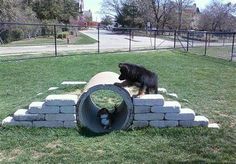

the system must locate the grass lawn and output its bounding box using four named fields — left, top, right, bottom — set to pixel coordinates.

left=0, top=50, right=235, bottom=163
left=0, top=32, right=97, bottom=47
left=189, top=45, right=233, bottom=60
